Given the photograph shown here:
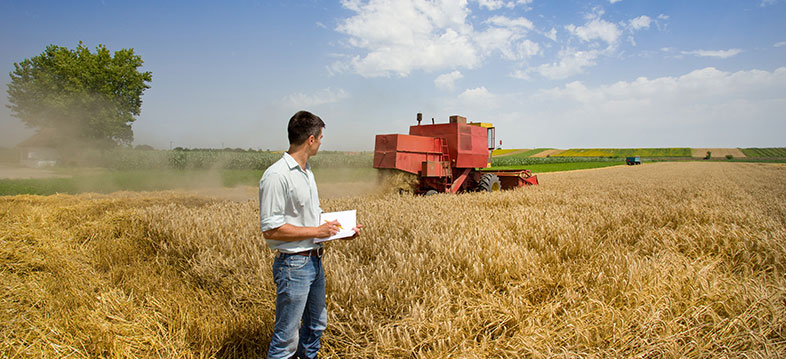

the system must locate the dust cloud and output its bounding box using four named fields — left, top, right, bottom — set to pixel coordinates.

left=192, top=168, right=418, bottom=203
